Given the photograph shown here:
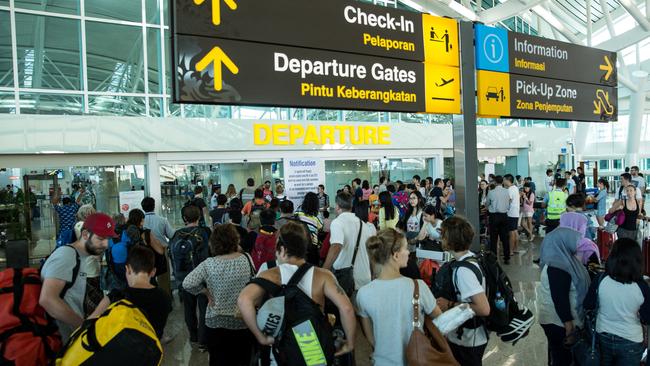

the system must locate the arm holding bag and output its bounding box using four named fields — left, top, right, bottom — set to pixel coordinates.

left=406, top=279, right=459, bottom=366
